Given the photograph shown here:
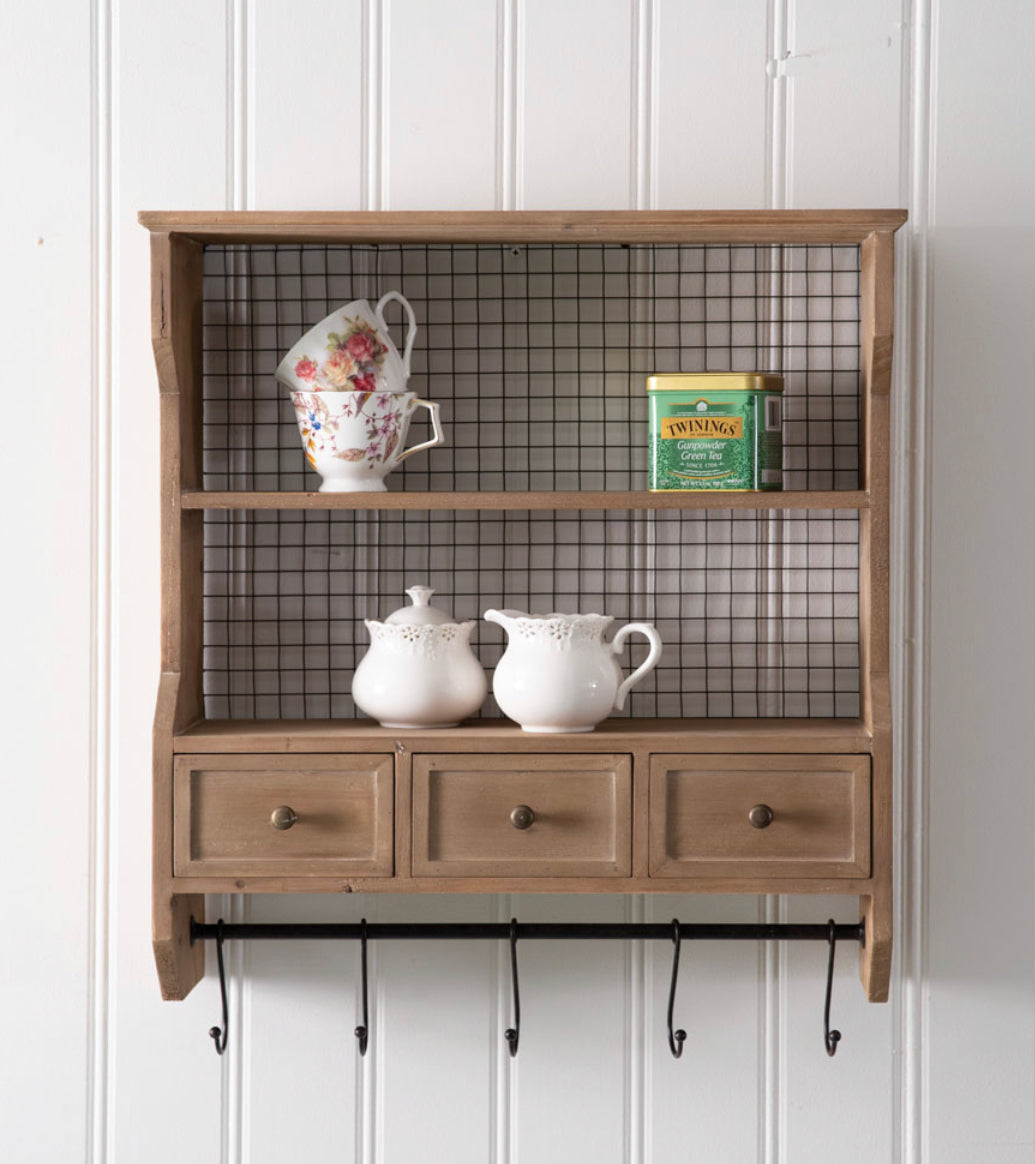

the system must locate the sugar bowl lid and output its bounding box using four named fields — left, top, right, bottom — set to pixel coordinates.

left=383, top=585, right=455, bottom=626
